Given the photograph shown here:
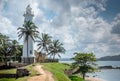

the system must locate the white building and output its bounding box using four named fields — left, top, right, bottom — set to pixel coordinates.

left=22, top=5, right=34, bottom=64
